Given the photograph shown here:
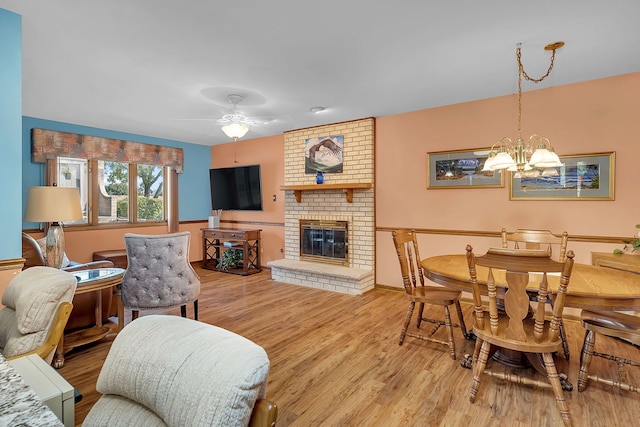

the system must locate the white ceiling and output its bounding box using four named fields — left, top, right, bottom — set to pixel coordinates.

left=2, top=1, right=639, bottom=146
